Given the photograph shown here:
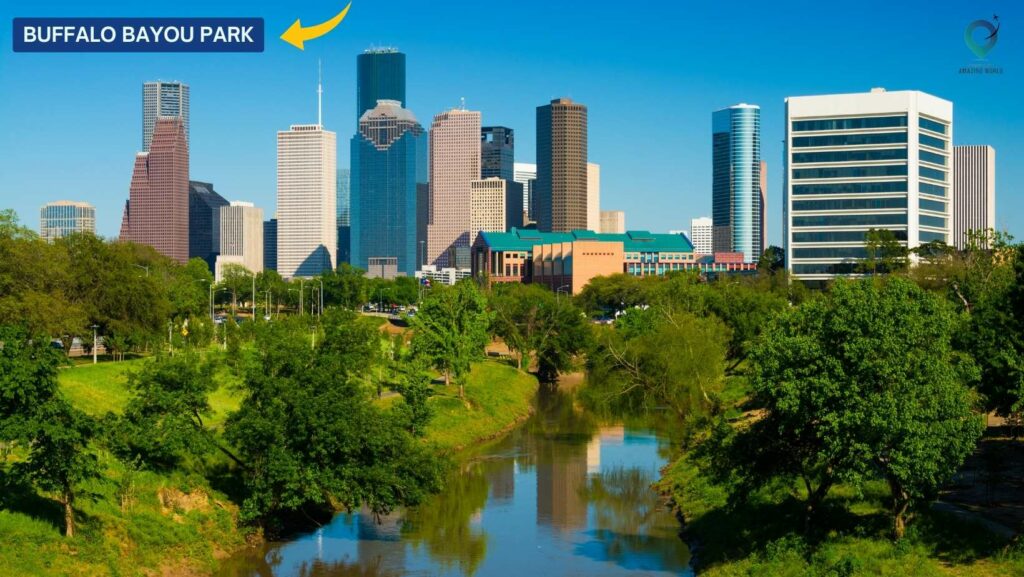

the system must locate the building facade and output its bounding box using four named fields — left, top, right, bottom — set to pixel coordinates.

left=690, top=216, right=713, bottom=254
left=473, top=228, right=756, bottom=295
left=188, top=181, right=229, bottom=270
left=712, top=103, right=762, bottom=262
left=143, top=81, right=189, bottom=152
left=470, top=178, right=508, bottom=245
left=760, top=160, right=767, bottom=254
left=357, top=48, right=405, bottom=126
left=587, top=162, right=601, bottom=232
left=513, top=162, right=537, bottom=223
left=952, top=145, right=995, bottom=249
left=535, top=98, right=588, bottom=232
left=218, top=201, right=264, bottom=275
left=338, top=168, right=351, bottom=264
left=39, top=201, right=95, bottom=241
left=276, top=124, right=337, bottom=278
left=120, top=117, right=189, bottom=263
left=263, top=217, right=277, bottom=271
left=481, top=126, right=514, bottom=180
left=784, top=88, right=952, bottom=282
left=427, top=108, right=481, bottom=267
left=599, top=210, right=625, bottom=234
left=351, top=100, right=428, bottom=277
